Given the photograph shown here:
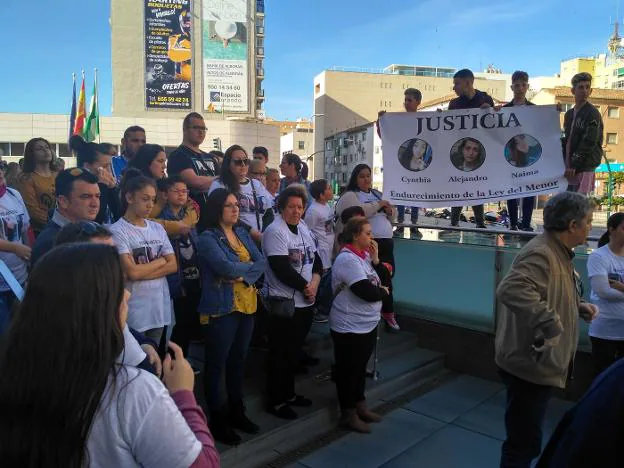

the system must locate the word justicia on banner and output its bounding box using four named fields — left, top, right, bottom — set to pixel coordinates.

left=379, top=106, right=567, bottom=208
